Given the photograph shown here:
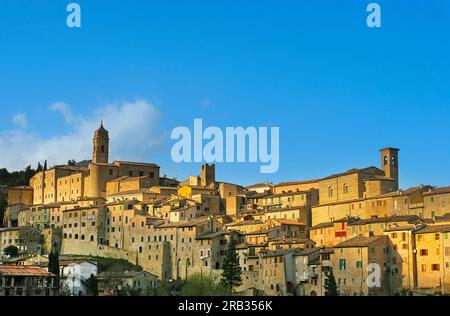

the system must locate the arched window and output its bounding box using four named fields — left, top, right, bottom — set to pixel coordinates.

left=101, top=145, right=105, bottom=153
left=75, top=234, right=79, bottom=240
left=343, top=183, right=349, bottom=195
left=64, top=233, right=67, bottom=239
left=69, top=234, right=72, bottom=239
left=328, top=186, right=334, bottom=198
left=204, top=260, right=208, bottom=267
left=81, top=235, right=85, bottom=240
left=90, top=235, right=94, bottom=242
left=391, top=156, right=396, bottom=166
left=384, top=156, right=388, bottom=166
